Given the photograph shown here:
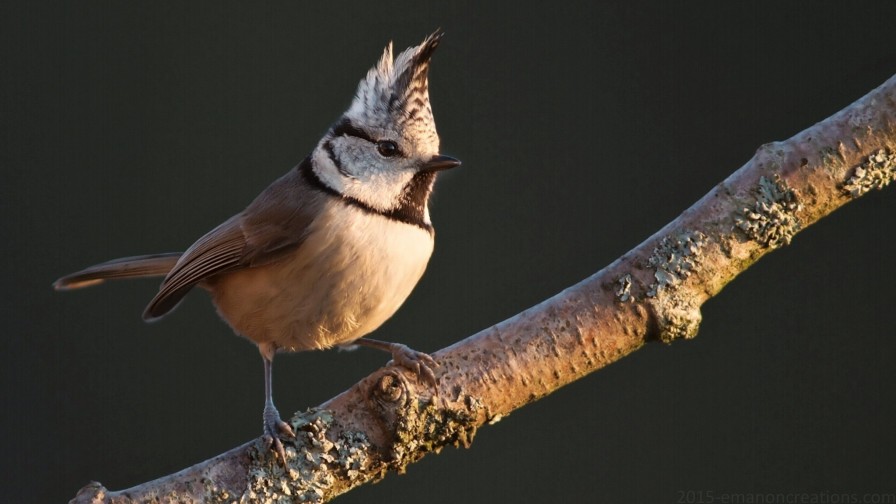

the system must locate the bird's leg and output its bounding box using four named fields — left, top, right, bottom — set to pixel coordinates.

left=356, top=338, right=438, bottom=386
left=259, top=343, right=295, bottom=465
